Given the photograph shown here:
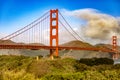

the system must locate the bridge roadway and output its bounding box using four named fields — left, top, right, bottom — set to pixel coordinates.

left=0, top=44, right=114, bottom=53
